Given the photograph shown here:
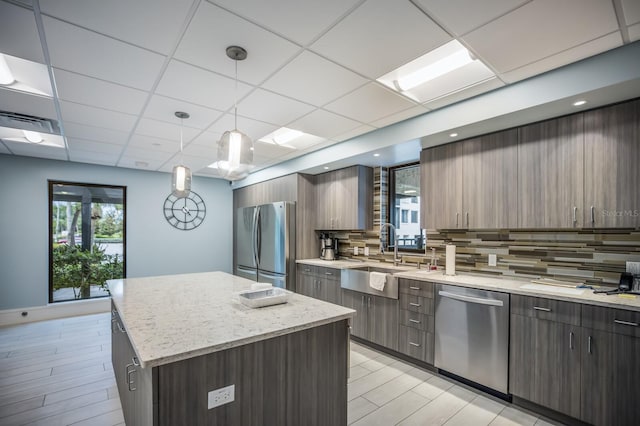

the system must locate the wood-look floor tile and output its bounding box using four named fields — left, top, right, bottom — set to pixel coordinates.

left=348, top=397, right=378, bottom=425
left=352, top=390, right=429, bottom=426
left=398, top=385, right=477, bottom=426
left=489, top=405, right=539, bottom=426
left=27, top=395, right=121, bottom=426
left=411, top=375, right=455, bottom=400
left=0, top=395, right=44, bottom=419
left=349, top=365, right=372, bottom=383
left=348, top=361, right=413, bottom=401
left=66, top=407, right=124, bottom=426
left=44, top=377, right=116, bottom=406
left=362, top=367, right=432, bottom=407
left=443, top=394, right=505, bottom=426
